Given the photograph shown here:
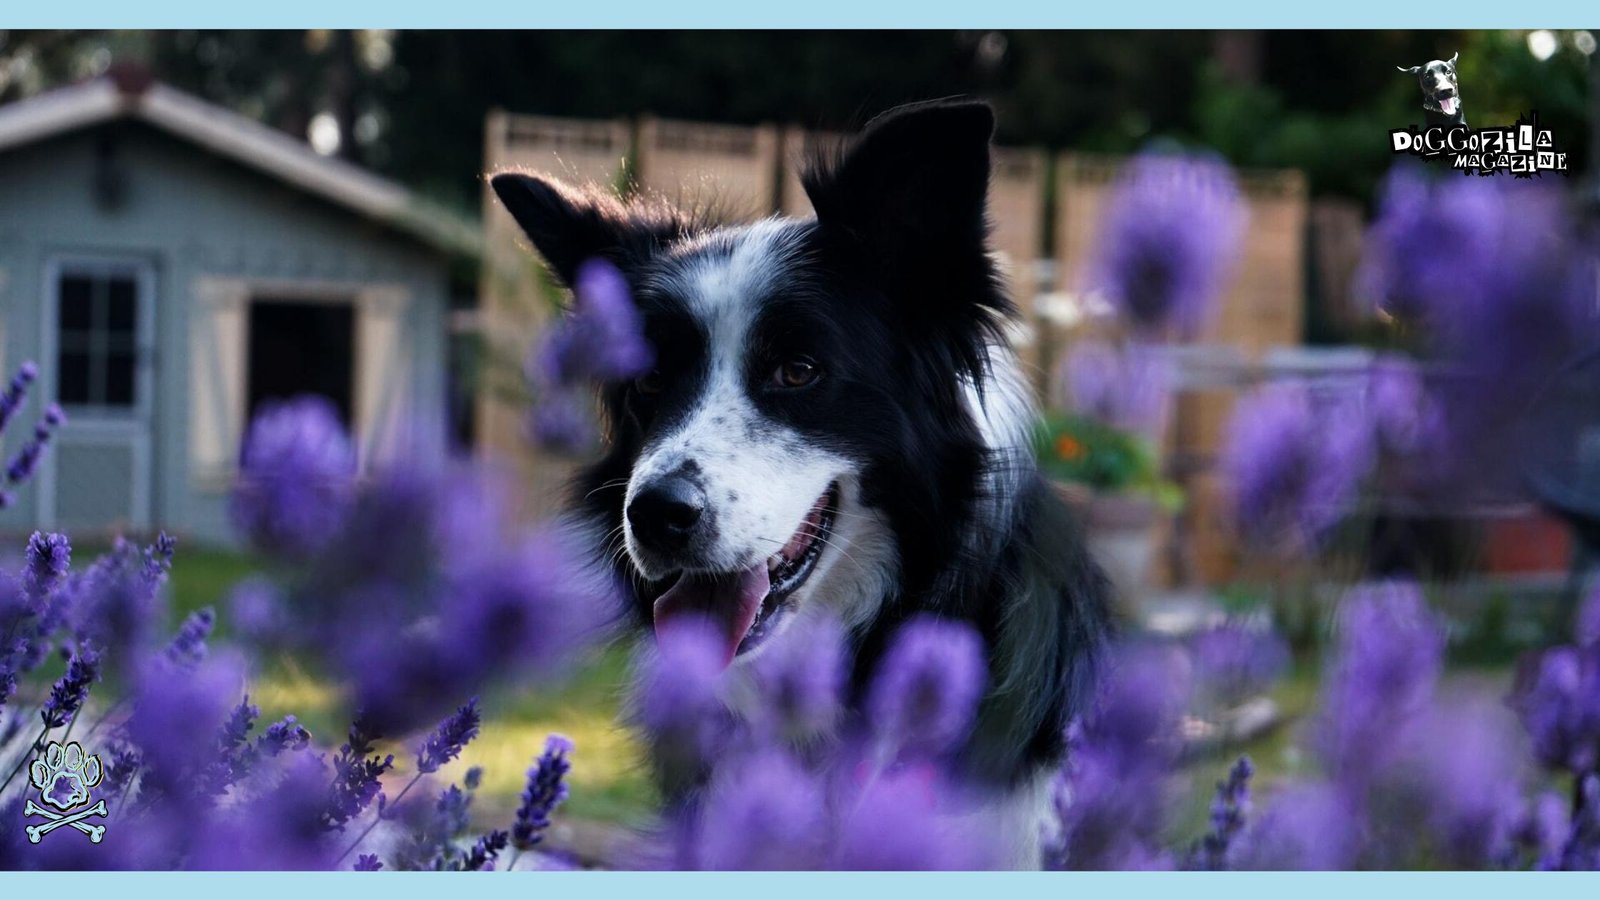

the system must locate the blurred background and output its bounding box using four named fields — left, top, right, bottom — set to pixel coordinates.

left=0, top=29, right=1594, bottom=852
